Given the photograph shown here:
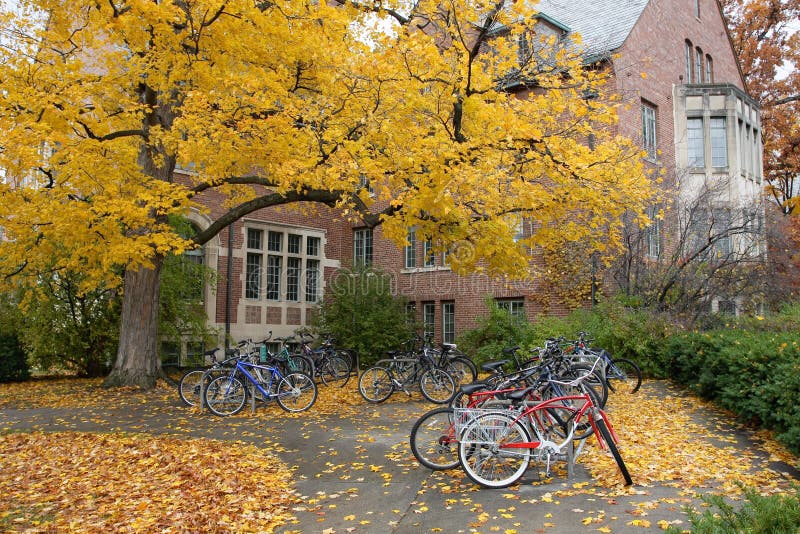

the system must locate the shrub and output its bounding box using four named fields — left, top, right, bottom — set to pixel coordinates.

left=456, top=298, right=538, bottom=366
left=312, top=266, right=417, bottom=368
left=667, top=484, right=800, bottom=534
